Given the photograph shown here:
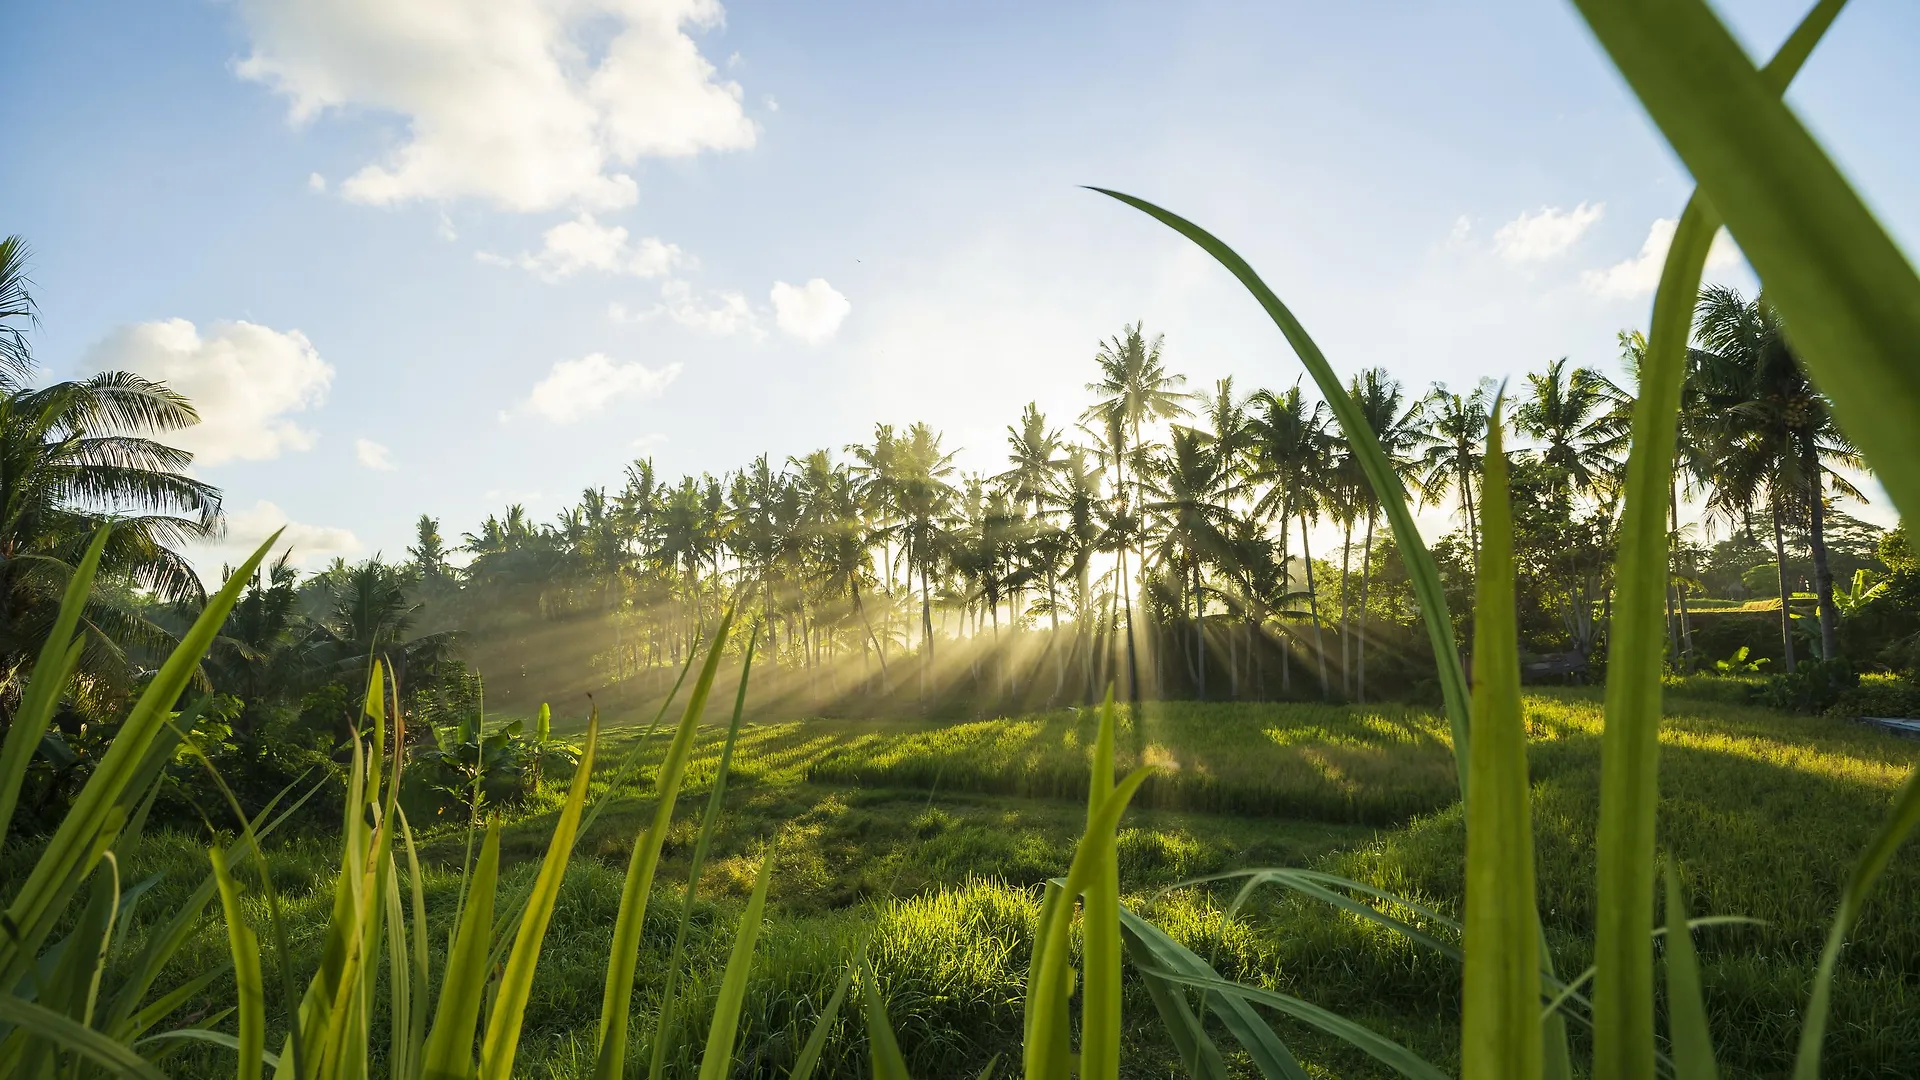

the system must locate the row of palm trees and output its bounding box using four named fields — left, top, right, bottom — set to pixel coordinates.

left=0, top=228, right=1869, bottom=720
